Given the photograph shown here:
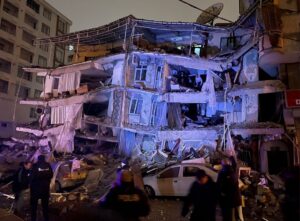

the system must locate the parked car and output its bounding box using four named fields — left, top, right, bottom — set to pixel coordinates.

left=143, top=162, right=218, bottom=197
left=51, top=160, right=88, bottom=192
